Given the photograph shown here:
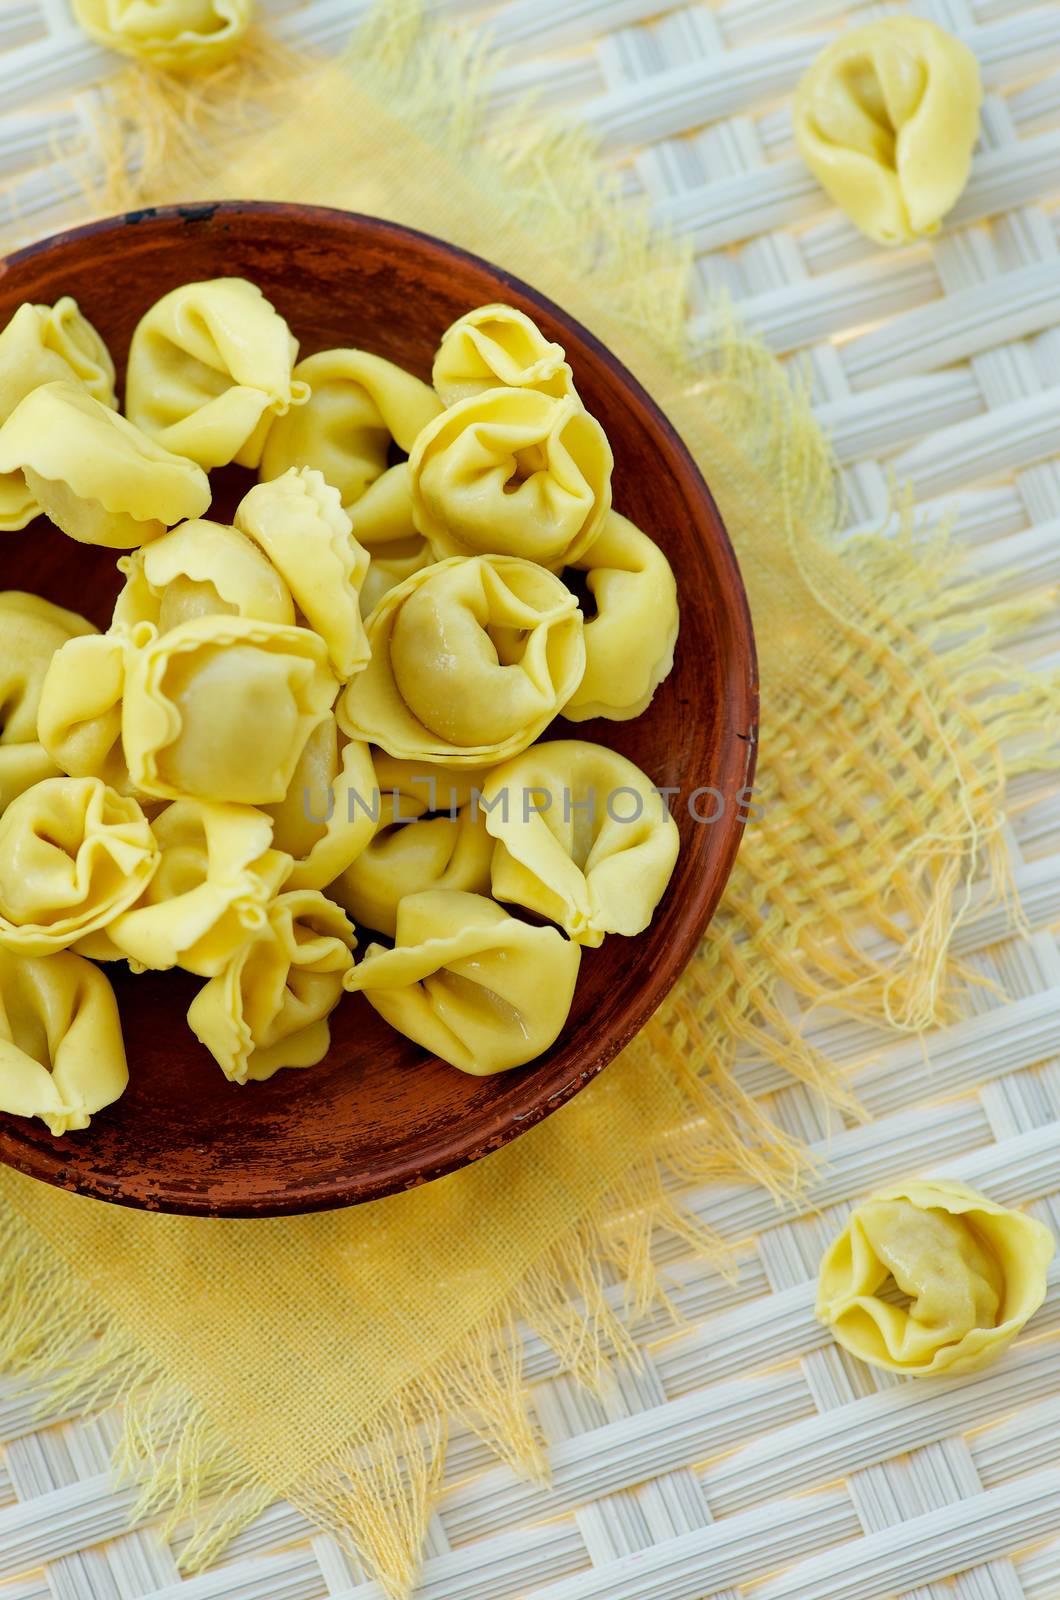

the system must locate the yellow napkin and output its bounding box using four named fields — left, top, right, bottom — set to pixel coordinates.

left=1, top=8, right=1057, bottom=1595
